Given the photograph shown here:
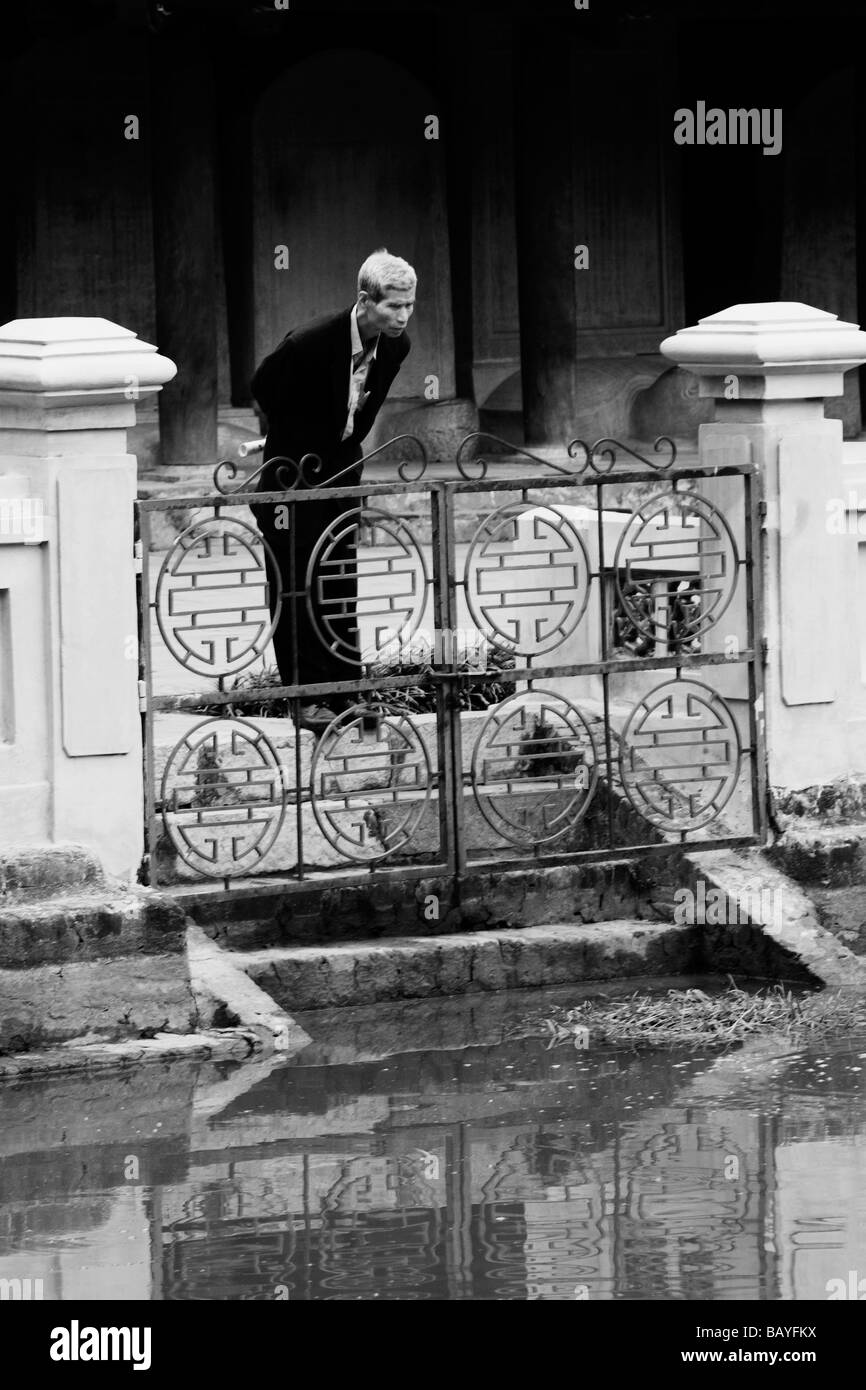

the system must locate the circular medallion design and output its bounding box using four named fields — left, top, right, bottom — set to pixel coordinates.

left=306, top=508, right=429, bottom=666
left=160, top=717, right=287, bottom=877
left=613, top=492, right=738, bottom=645
left=309, top=706, right=432, bottom=862
left=465, top=504, right=591, bottom=658
left=618, top=679, right=741, bottom=831
left=471, top=690, right=599, bottom=846
left=155, top=516, right=279, bottom=678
